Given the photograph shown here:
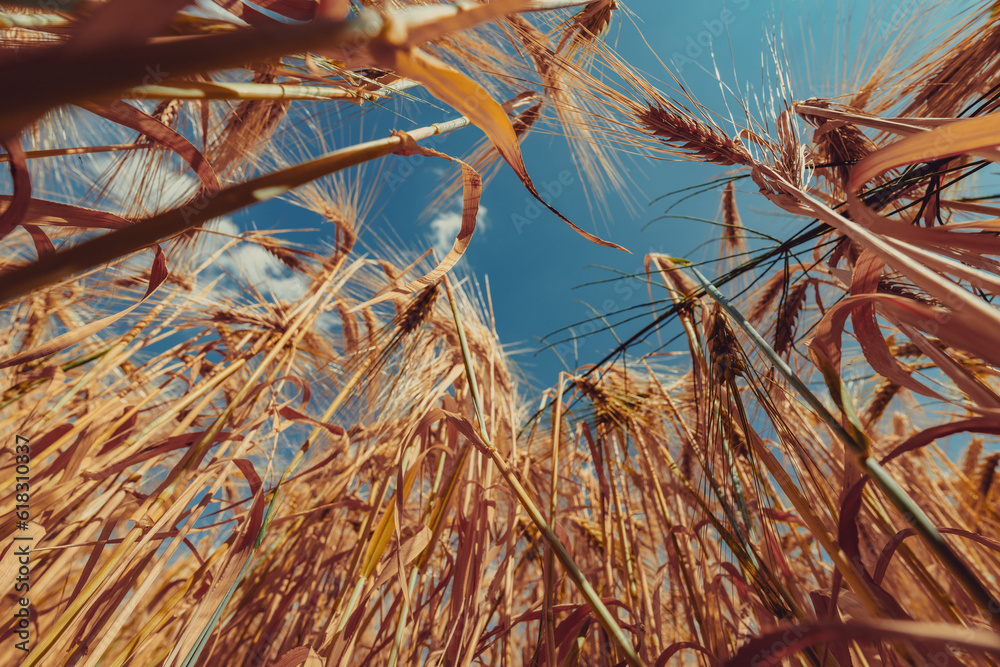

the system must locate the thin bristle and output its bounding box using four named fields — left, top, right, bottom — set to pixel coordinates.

left=209, top=71, right=291, bottom=179
left=706, top=305, right=746, bottom=381
left=773, top=280, right=810, bottom=358
left=864, top=379, right=901, bottom=428
left=558, top=0, right=617, bottom=51
left=721, top=181, right=744, bottom=254
left=398, top=281, right=441, bottom=335
left=798, top=98, right=877, bottom=190
left=962, top=438, right=984, bottom=479
left=978, top=453, right=1000, bottom=502
left=637, top=104, right=751, bottom=166
left=747, top=270, right=792, bottom=326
